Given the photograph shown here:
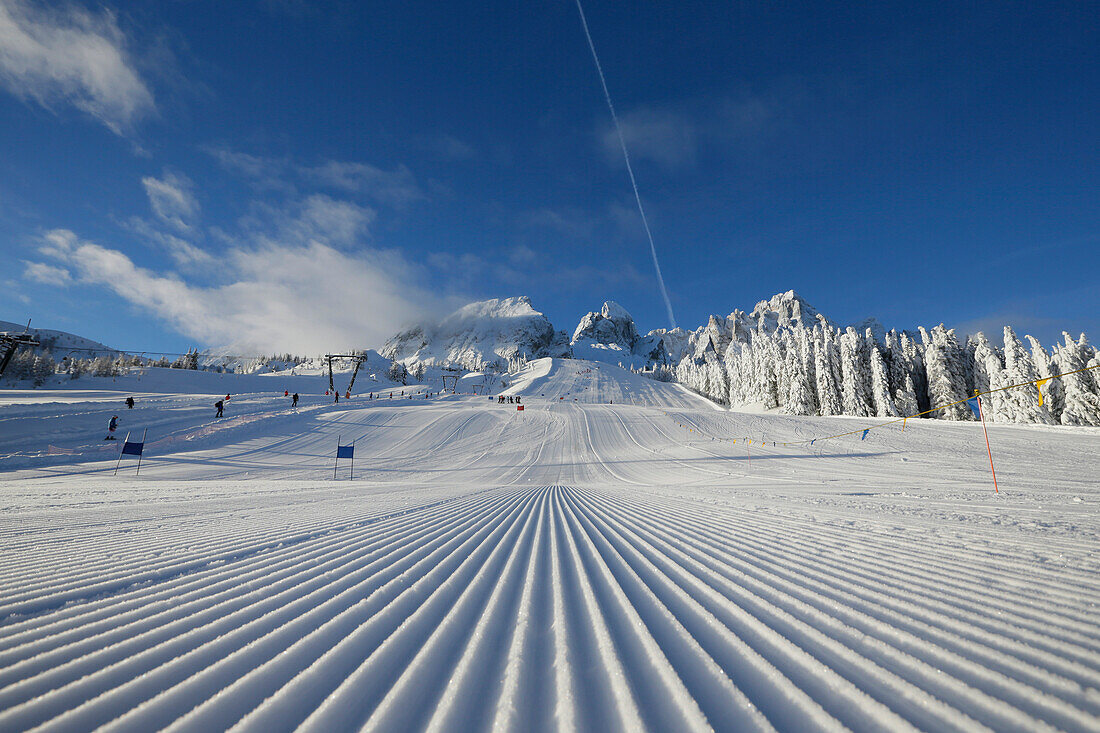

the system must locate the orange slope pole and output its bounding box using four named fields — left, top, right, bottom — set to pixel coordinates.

left=975, top=391, right=998, bottom=493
